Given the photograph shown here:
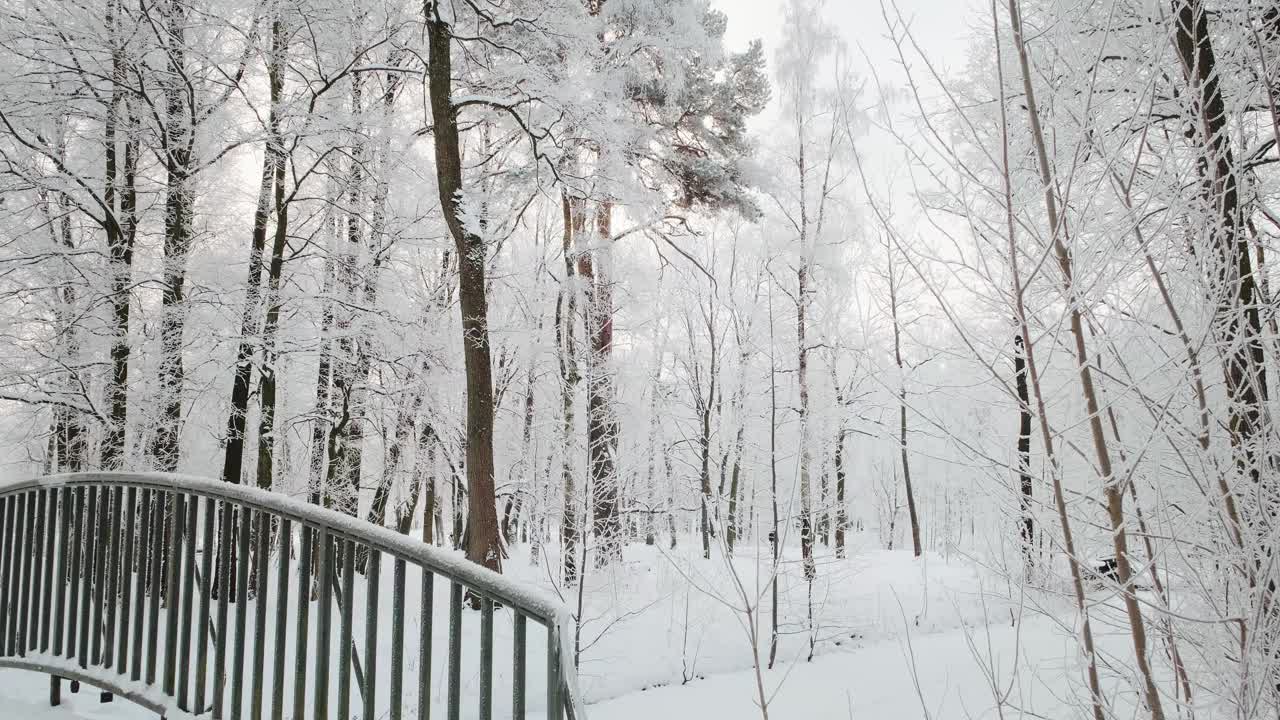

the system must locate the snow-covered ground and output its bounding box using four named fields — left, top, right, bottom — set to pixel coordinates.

left=0, top=538, right=1148, bottom=719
